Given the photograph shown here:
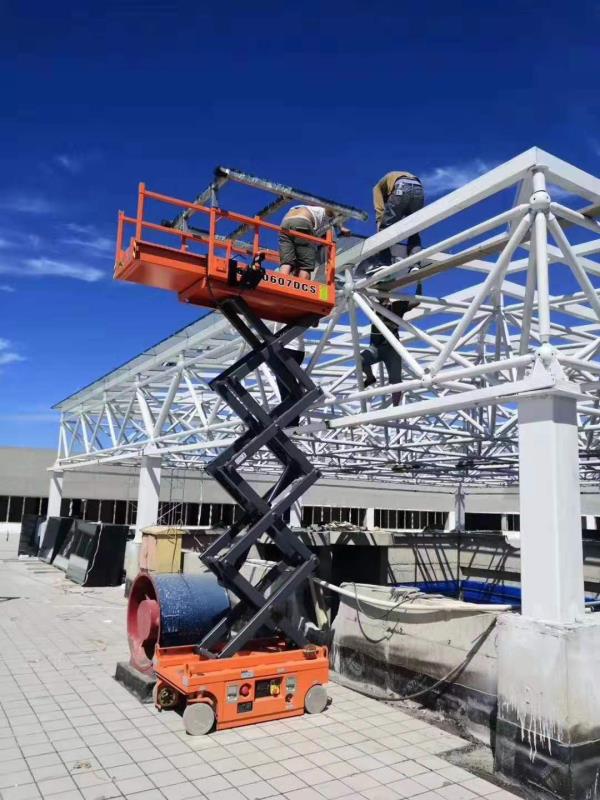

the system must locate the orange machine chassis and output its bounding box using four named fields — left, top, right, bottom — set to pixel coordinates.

left=153, top=641, right=329, bottom=733
left=114, top=184, right=337, bottom=324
